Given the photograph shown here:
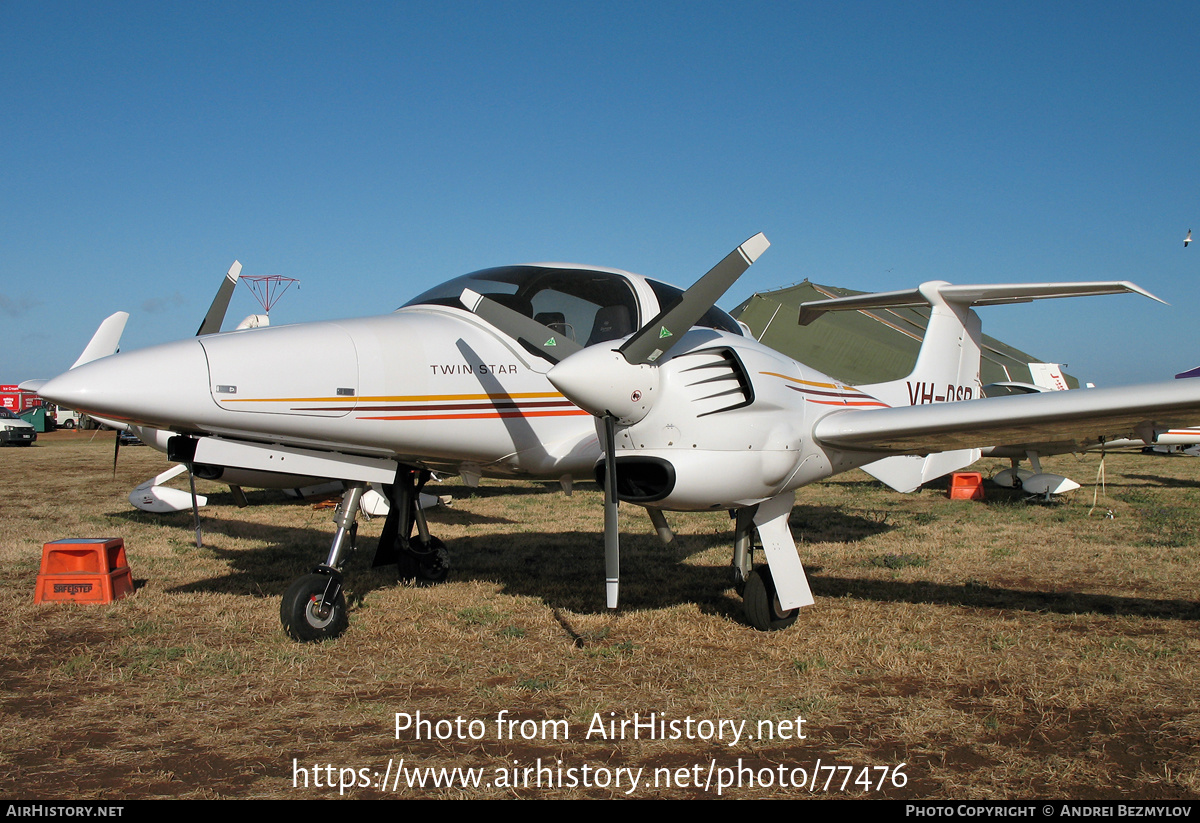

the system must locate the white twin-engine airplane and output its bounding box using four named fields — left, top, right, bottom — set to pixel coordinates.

left=37, top=234, right=1200, bottom=641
